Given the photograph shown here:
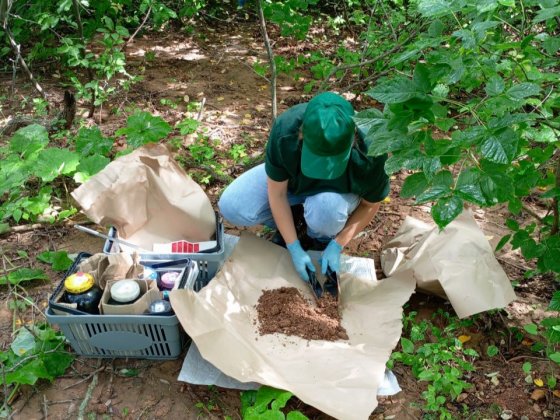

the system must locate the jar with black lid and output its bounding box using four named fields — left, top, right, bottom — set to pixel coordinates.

left=63, top=272, right=102, bottom=314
